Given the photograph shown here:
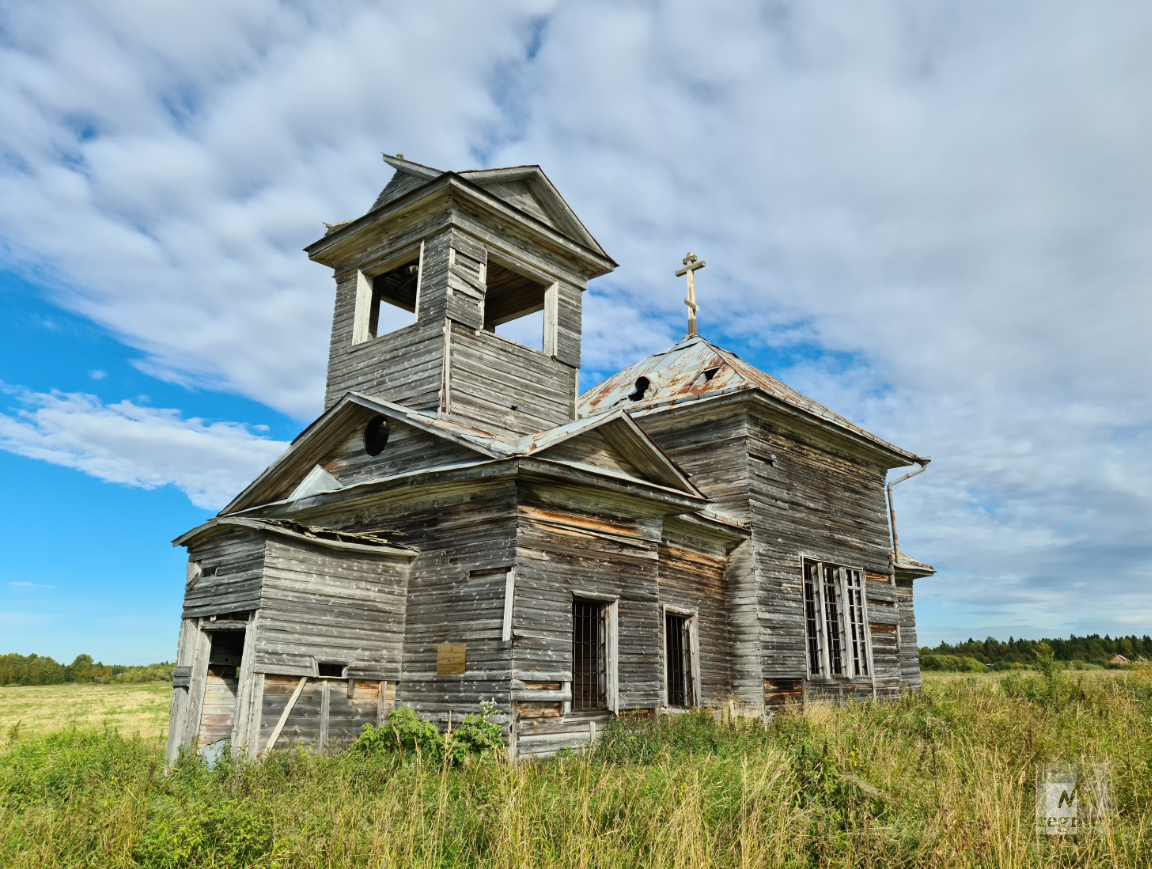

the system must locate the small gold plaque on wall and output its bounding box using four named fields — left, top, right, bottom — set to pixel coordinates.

left=437, top=644, right=466, bottom=675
